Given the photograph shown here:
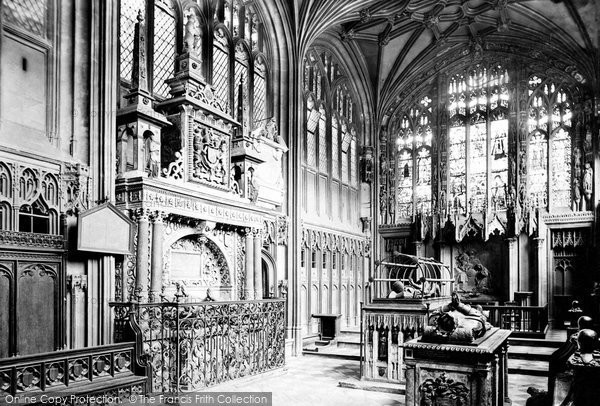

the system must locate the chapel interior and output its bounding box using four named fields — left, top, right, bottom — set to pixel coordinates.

left=1, top=0, right=600, bottom=405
